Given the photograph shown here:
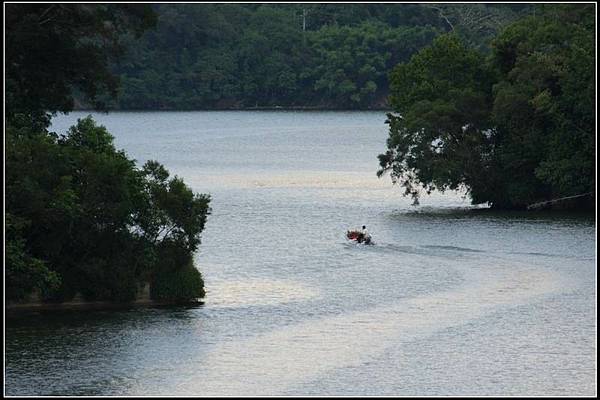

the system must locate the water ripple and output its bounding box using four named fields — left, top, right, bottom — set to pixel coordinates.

left=157, top=263, right=565, bottom=396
